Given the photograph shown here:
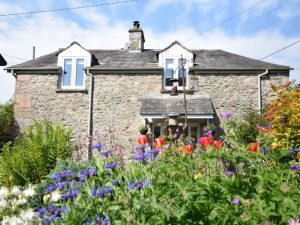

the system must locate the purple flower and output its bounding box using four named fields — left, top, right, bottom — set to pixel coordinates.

left=100, top=149, right=112, bottom=156
left=204, top=130, right=212, bottom=136
left=224, top=170, right=234, bottom=175
left=133, top=153, right=148, bottom=161
left=52, top=173, right=61, bottom=181
left=112, top=179, right=120, bottom=187
left=46, top=185, right=57, bottom=193
left=90, top=189, right=97, bottom=197
left=134, top=145, right=145, bottom=151
left=220, top=111, right=234, bottom=119
left=37, top=208, right=47, bottom=218
left=264, top=123, right=272, bottom=129
left=105, top=162, right=117, bottom=170
left=290, top=165, right=300, bottom=171
left=232, top=198, right=240, bottom=205
left=92, top=143, right=106, bottom=150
